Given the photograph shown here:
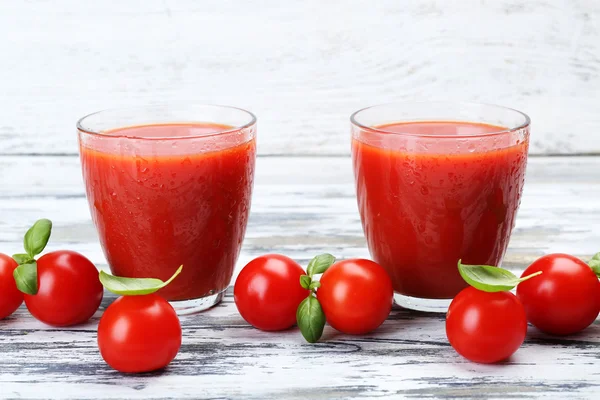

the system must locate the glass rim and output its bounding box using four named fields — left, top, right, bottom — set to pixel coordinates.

left=77, top=103, right=257, bottom=141
left=350, top=101, right=531, bottom=139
